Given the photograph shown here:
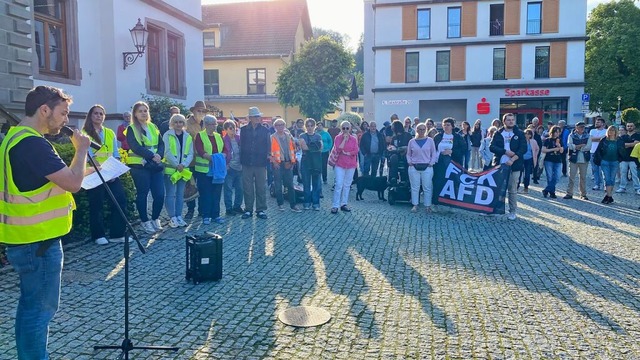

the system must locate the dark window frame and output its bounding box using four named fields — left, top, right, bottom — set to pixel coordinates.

left=535, top=46, right=550, bottom=79
left=145, top=19, right=187, bottom=99
left=417, top=8, right=431, bottom=40
left=147, top=26, right=162, bottom=92
left=247, top=68, right=266, bottom=95
left=489, top=4, right=504, bottom=36
left=447, top=7, right=461, bottom=38
left=203, top=32, right=215, bottom=47
left=436, top=50, right=450, bottom=82
left=405, top=52, right=419, bottom=83
left=34, top=1, right=67, bottom=77
left=493, top=48, right=506, bottom=80
left=167, top=33, right=180, bottom=95
left=527, top=2, right=542, bottom=35
left=204, top=69, right=220, bottom=96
